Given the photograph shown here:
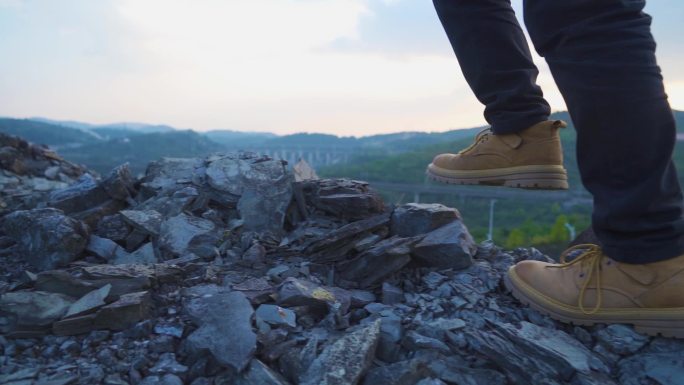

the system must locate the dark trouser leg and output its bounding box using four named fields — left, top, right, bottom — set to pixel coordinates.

left=524, top=0, right=684, bottom=263
left=432, top=0, right=550, bottom=134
